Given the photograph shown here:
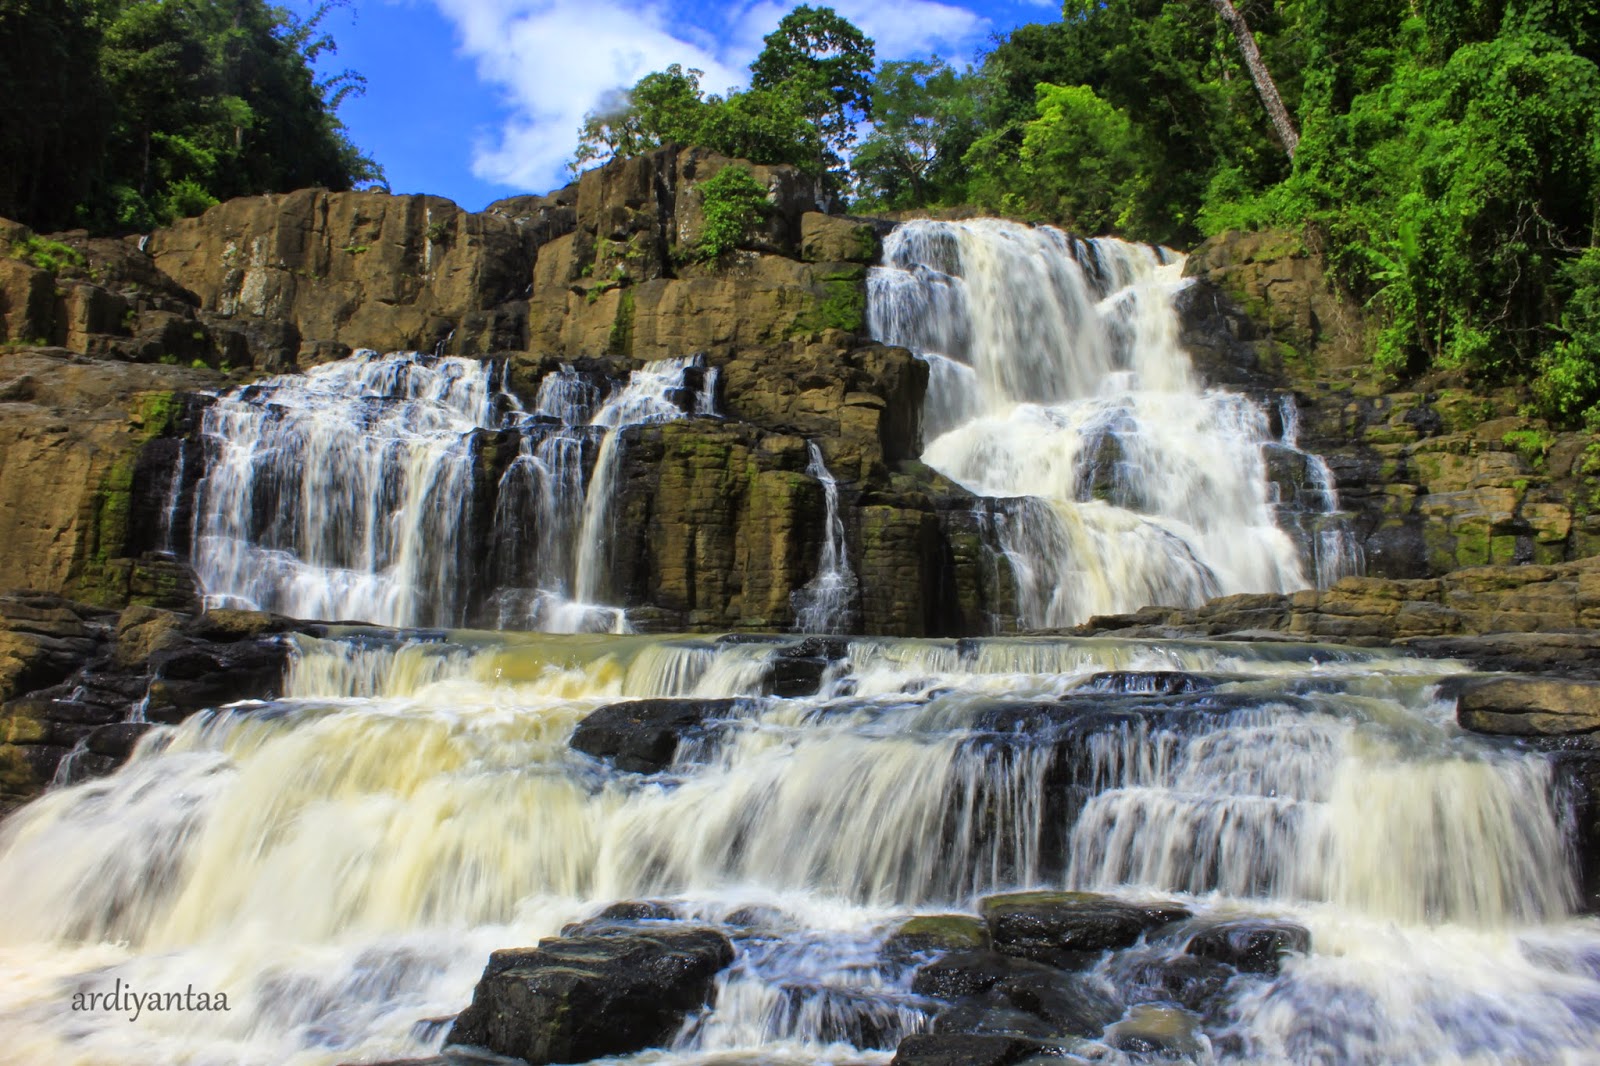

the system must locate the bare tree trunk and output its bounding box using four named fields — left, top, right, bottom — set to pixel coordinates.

left=1208, top=0, right=1299, bottom=159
